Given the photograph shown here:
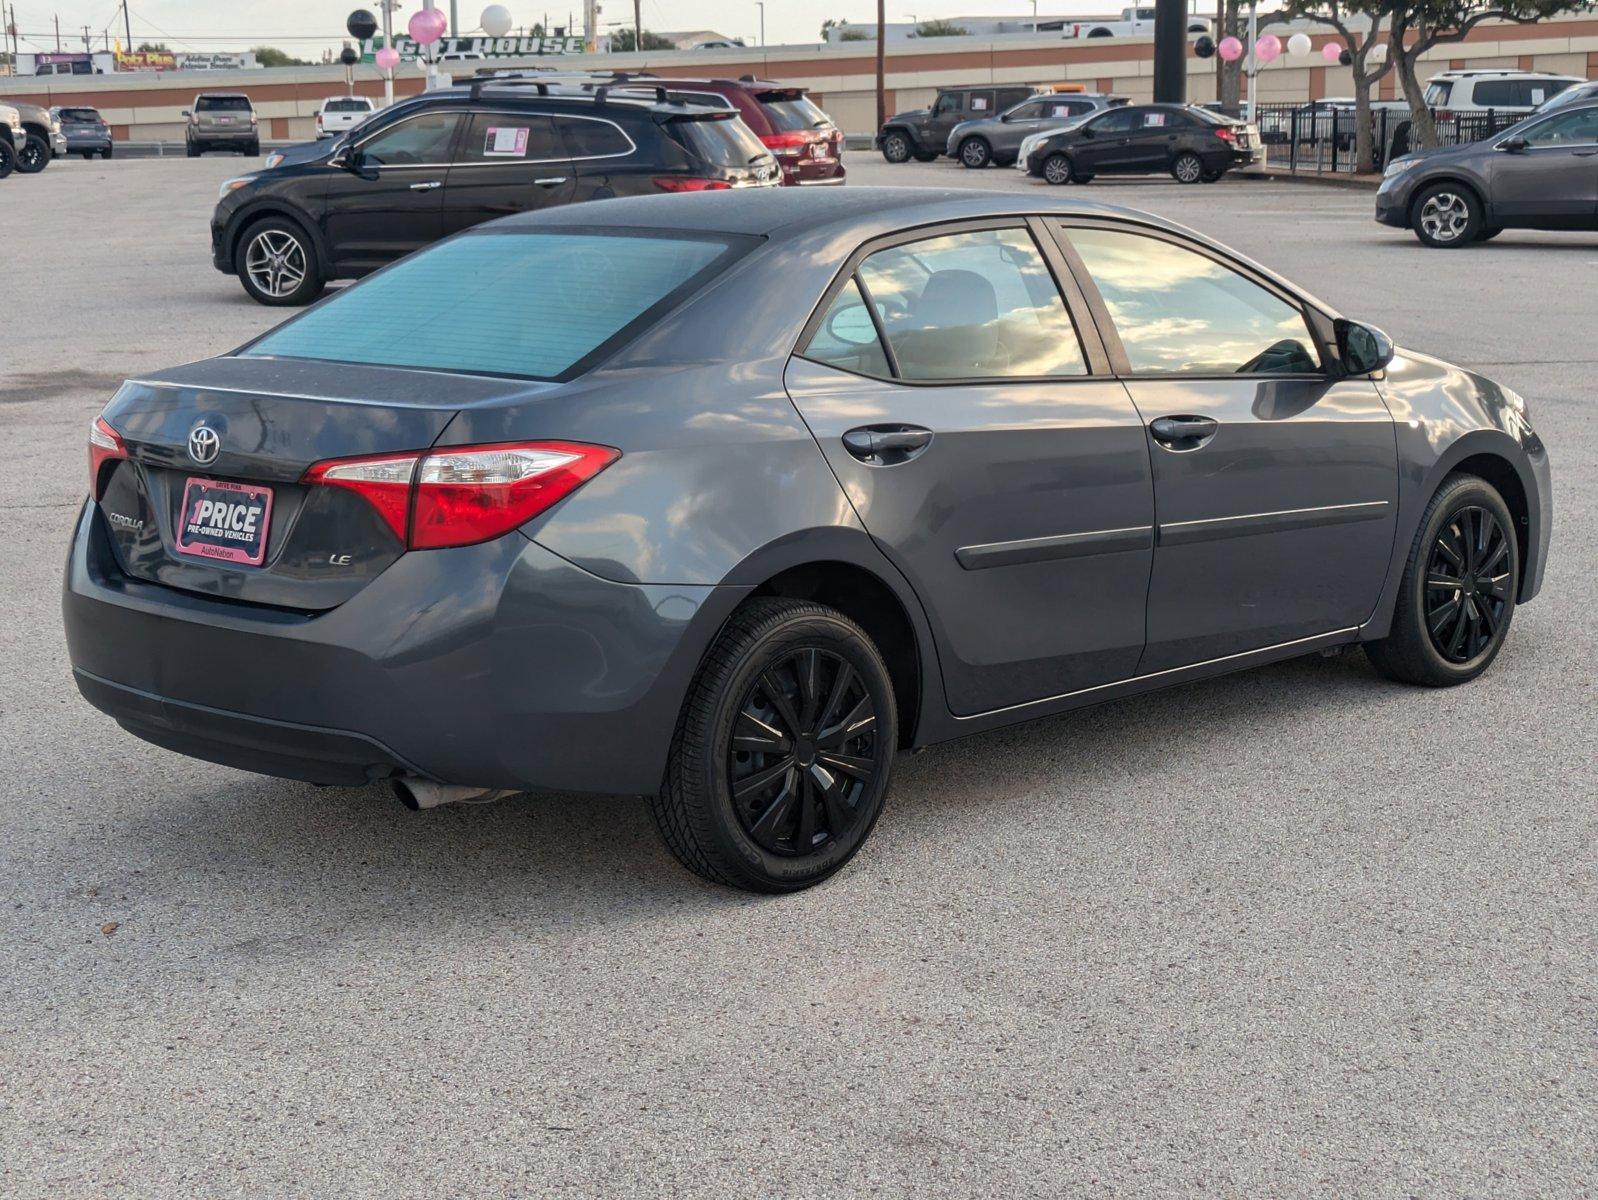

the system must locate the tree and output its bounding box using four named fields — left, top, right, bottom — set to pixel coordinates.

left=134, top=41, right=169, bottom=52
left=1284, top=0, right=1395, bottom=171
left=1218, top=0, right=1243, bottom=111
left=840, top=28, right=874, bottom=41
left=1385, top=0, right=1584, bottom=148
left=915, top=19, right=969, bottom=36
left=252, top=45, right=309, bottom=68
left=608, top=28, right=675, bottom=51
